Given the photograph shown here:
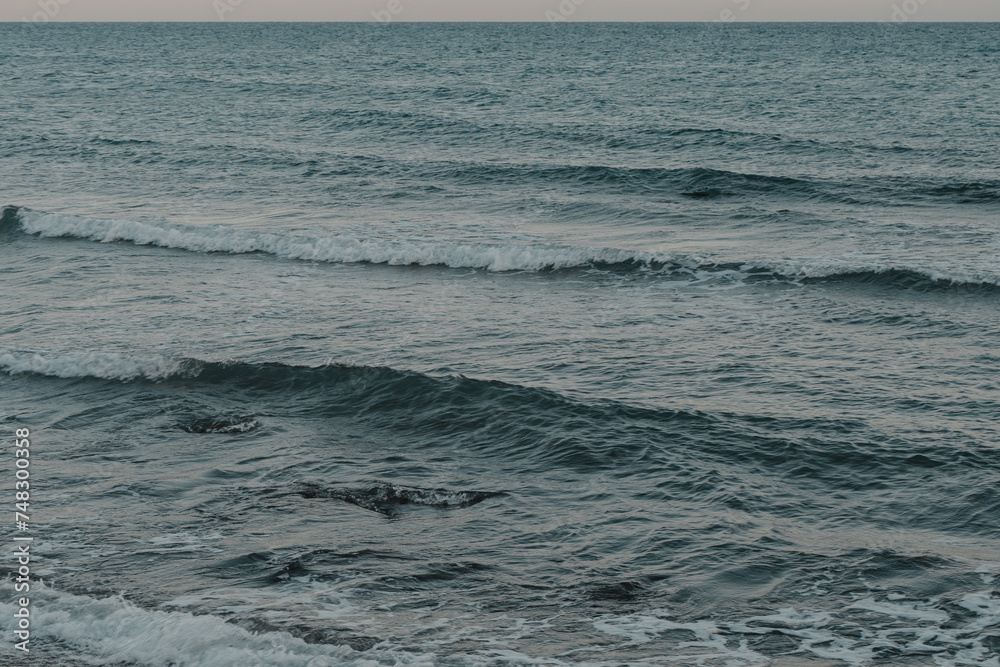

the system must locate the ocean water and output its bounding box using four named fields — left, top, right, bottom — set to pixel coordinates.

left=1, top=22, right=999, bottom=666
